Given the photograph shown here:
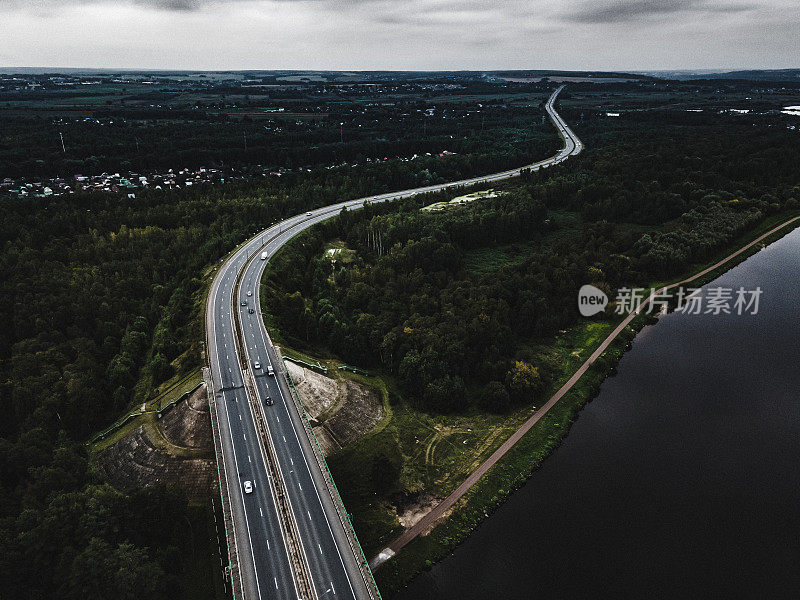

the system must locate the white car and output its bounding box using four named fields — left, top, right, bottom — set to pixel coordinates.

left=254, top=361, right=261, bottom=369
left=247, top=291, right=252, bottom=297
left=243, top=481, right=253, bottom=494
